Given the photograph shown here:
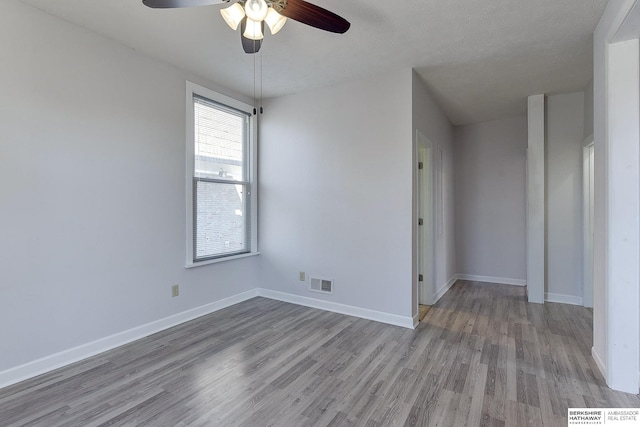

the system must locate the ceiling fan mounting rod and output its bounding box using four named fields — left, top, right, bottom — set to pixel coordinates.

left=222, top=0, right=287, bottom=12
left=268, top=0, right=288, bottom=13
